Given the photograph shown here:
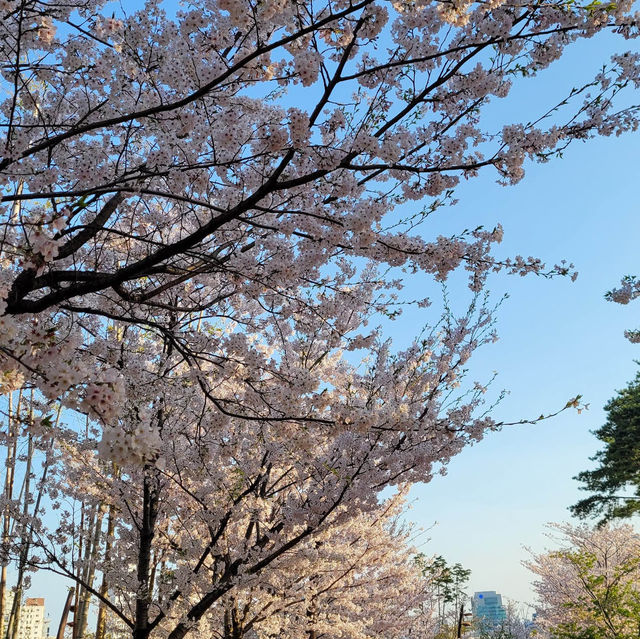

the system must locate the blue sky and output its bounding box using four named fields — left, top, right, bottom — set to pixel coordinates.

left=394, top=35, right=640, bottom=607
